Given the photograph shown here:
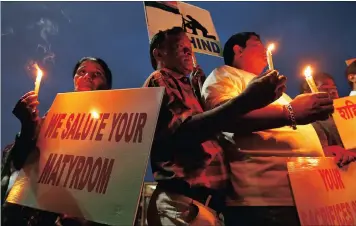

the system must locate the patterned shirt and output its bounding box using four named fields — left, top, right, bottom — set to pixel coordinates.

left=143, top=68, right=228, bottom=190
